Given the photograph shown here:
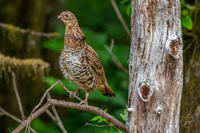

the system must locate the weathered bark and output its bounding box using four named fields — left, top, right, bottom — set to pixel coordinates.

left=126, top=0, right=183, bottom=133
